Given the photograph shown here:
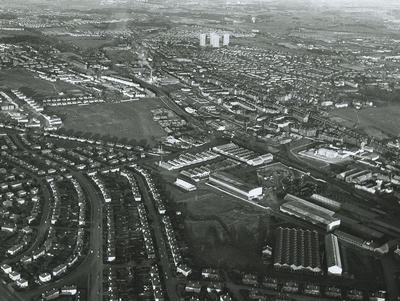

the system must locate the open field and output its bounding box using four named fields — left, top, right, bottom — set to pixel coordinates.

left=57, top=36, right=115, bottom=49
left=167, top=182, right=270, bottom=270
left=0, top=29, right=40, bottom=39
left=48, top=98, right=166, bottom=146
left=329, top=105, right=400, bottom=139
left=0, top=68, right=82, bottom=98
